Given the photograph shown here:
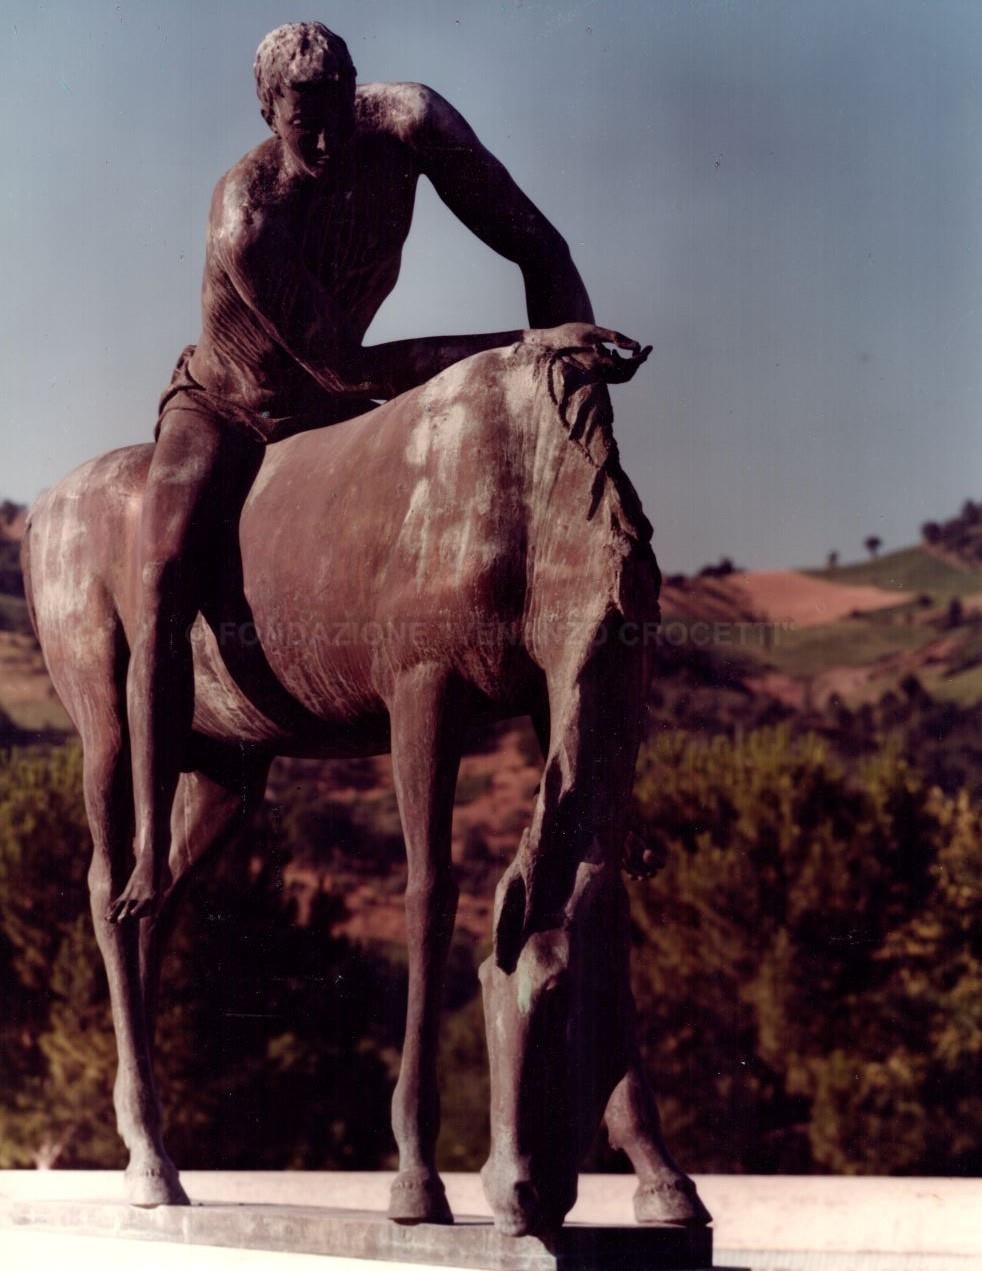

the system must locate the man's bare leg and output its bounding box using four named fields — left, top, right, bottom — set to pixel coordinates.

left=109, top=409, right=258, bottom=923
